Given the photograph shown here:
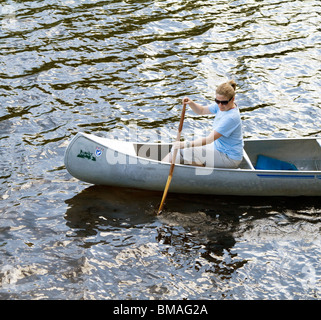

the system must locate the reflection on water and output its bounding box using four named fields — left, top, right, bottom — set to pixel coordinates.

left=62, top=186, right=321, bottom=299
left=1, top=0, right=321, bottom=299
